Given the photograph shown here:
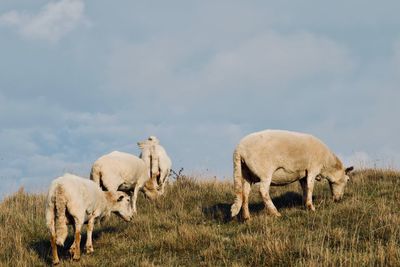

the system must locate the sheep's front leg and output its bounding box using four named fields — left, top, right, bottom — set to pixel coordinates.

left=157, top=169, right=169, bottom=194
left=85, top=217, right=95, bottom=254
left=131, top=185, right=140, bottom=214
left=305, top=172, right=318, bottom=211
left=299, top=178, right=307, bottom=206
